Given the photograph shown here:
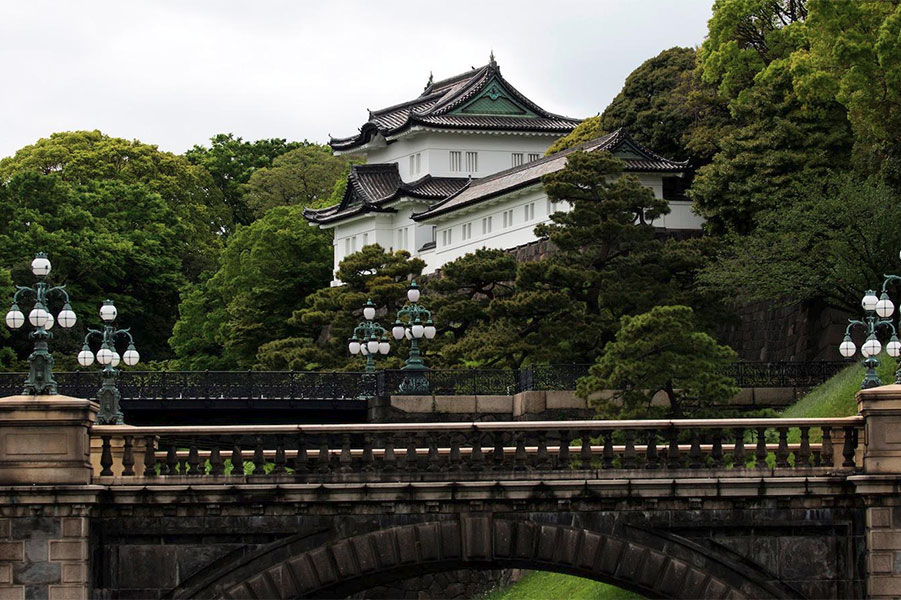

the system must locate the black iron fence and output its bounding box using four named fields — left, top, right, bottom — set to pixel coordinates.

left=0, top=361, right=850, bottom=401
